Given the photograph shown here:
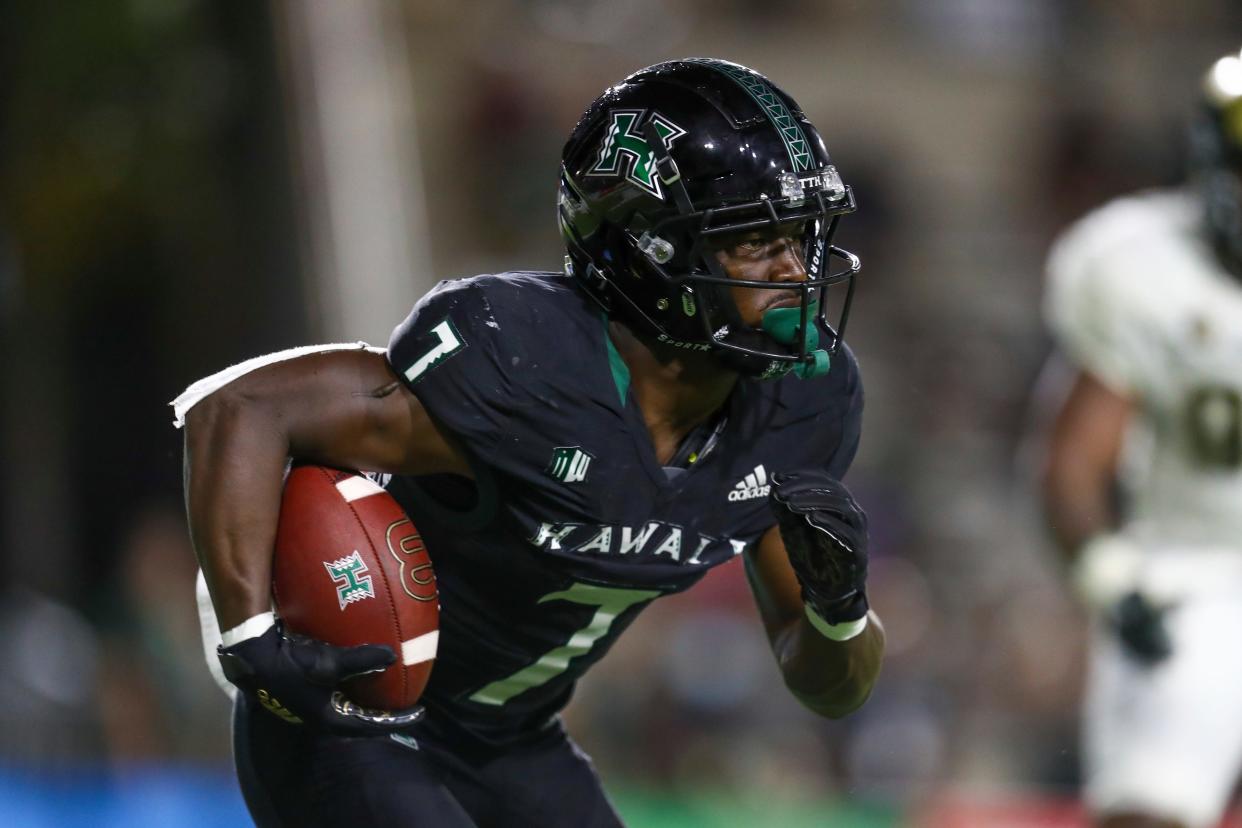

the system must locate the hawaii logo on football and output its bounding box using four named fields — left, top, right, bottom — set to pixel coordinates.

left=323, top=551, right=375, bottom=610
